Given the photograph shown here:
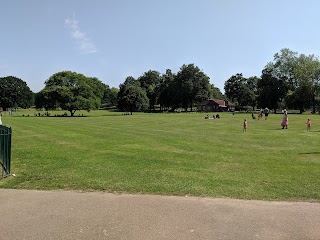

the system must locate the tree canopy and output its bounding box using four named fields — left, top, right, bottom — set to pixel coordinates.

left=224, top=73, right=256, bottom=109
left=9, top=48, right=320, bottom=114
left=175, top=64, right=211, bottom=111
left=138, top=70, right=161, bottom=111
left=0, top=76, right=33, bottom=109
left=36, top=71, right=104, bottom=116
left=263, top=48, right=320, bottom=113
left=257, top=67, right=288, bottom=111
left=117, top=76, right=149, bottom=114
